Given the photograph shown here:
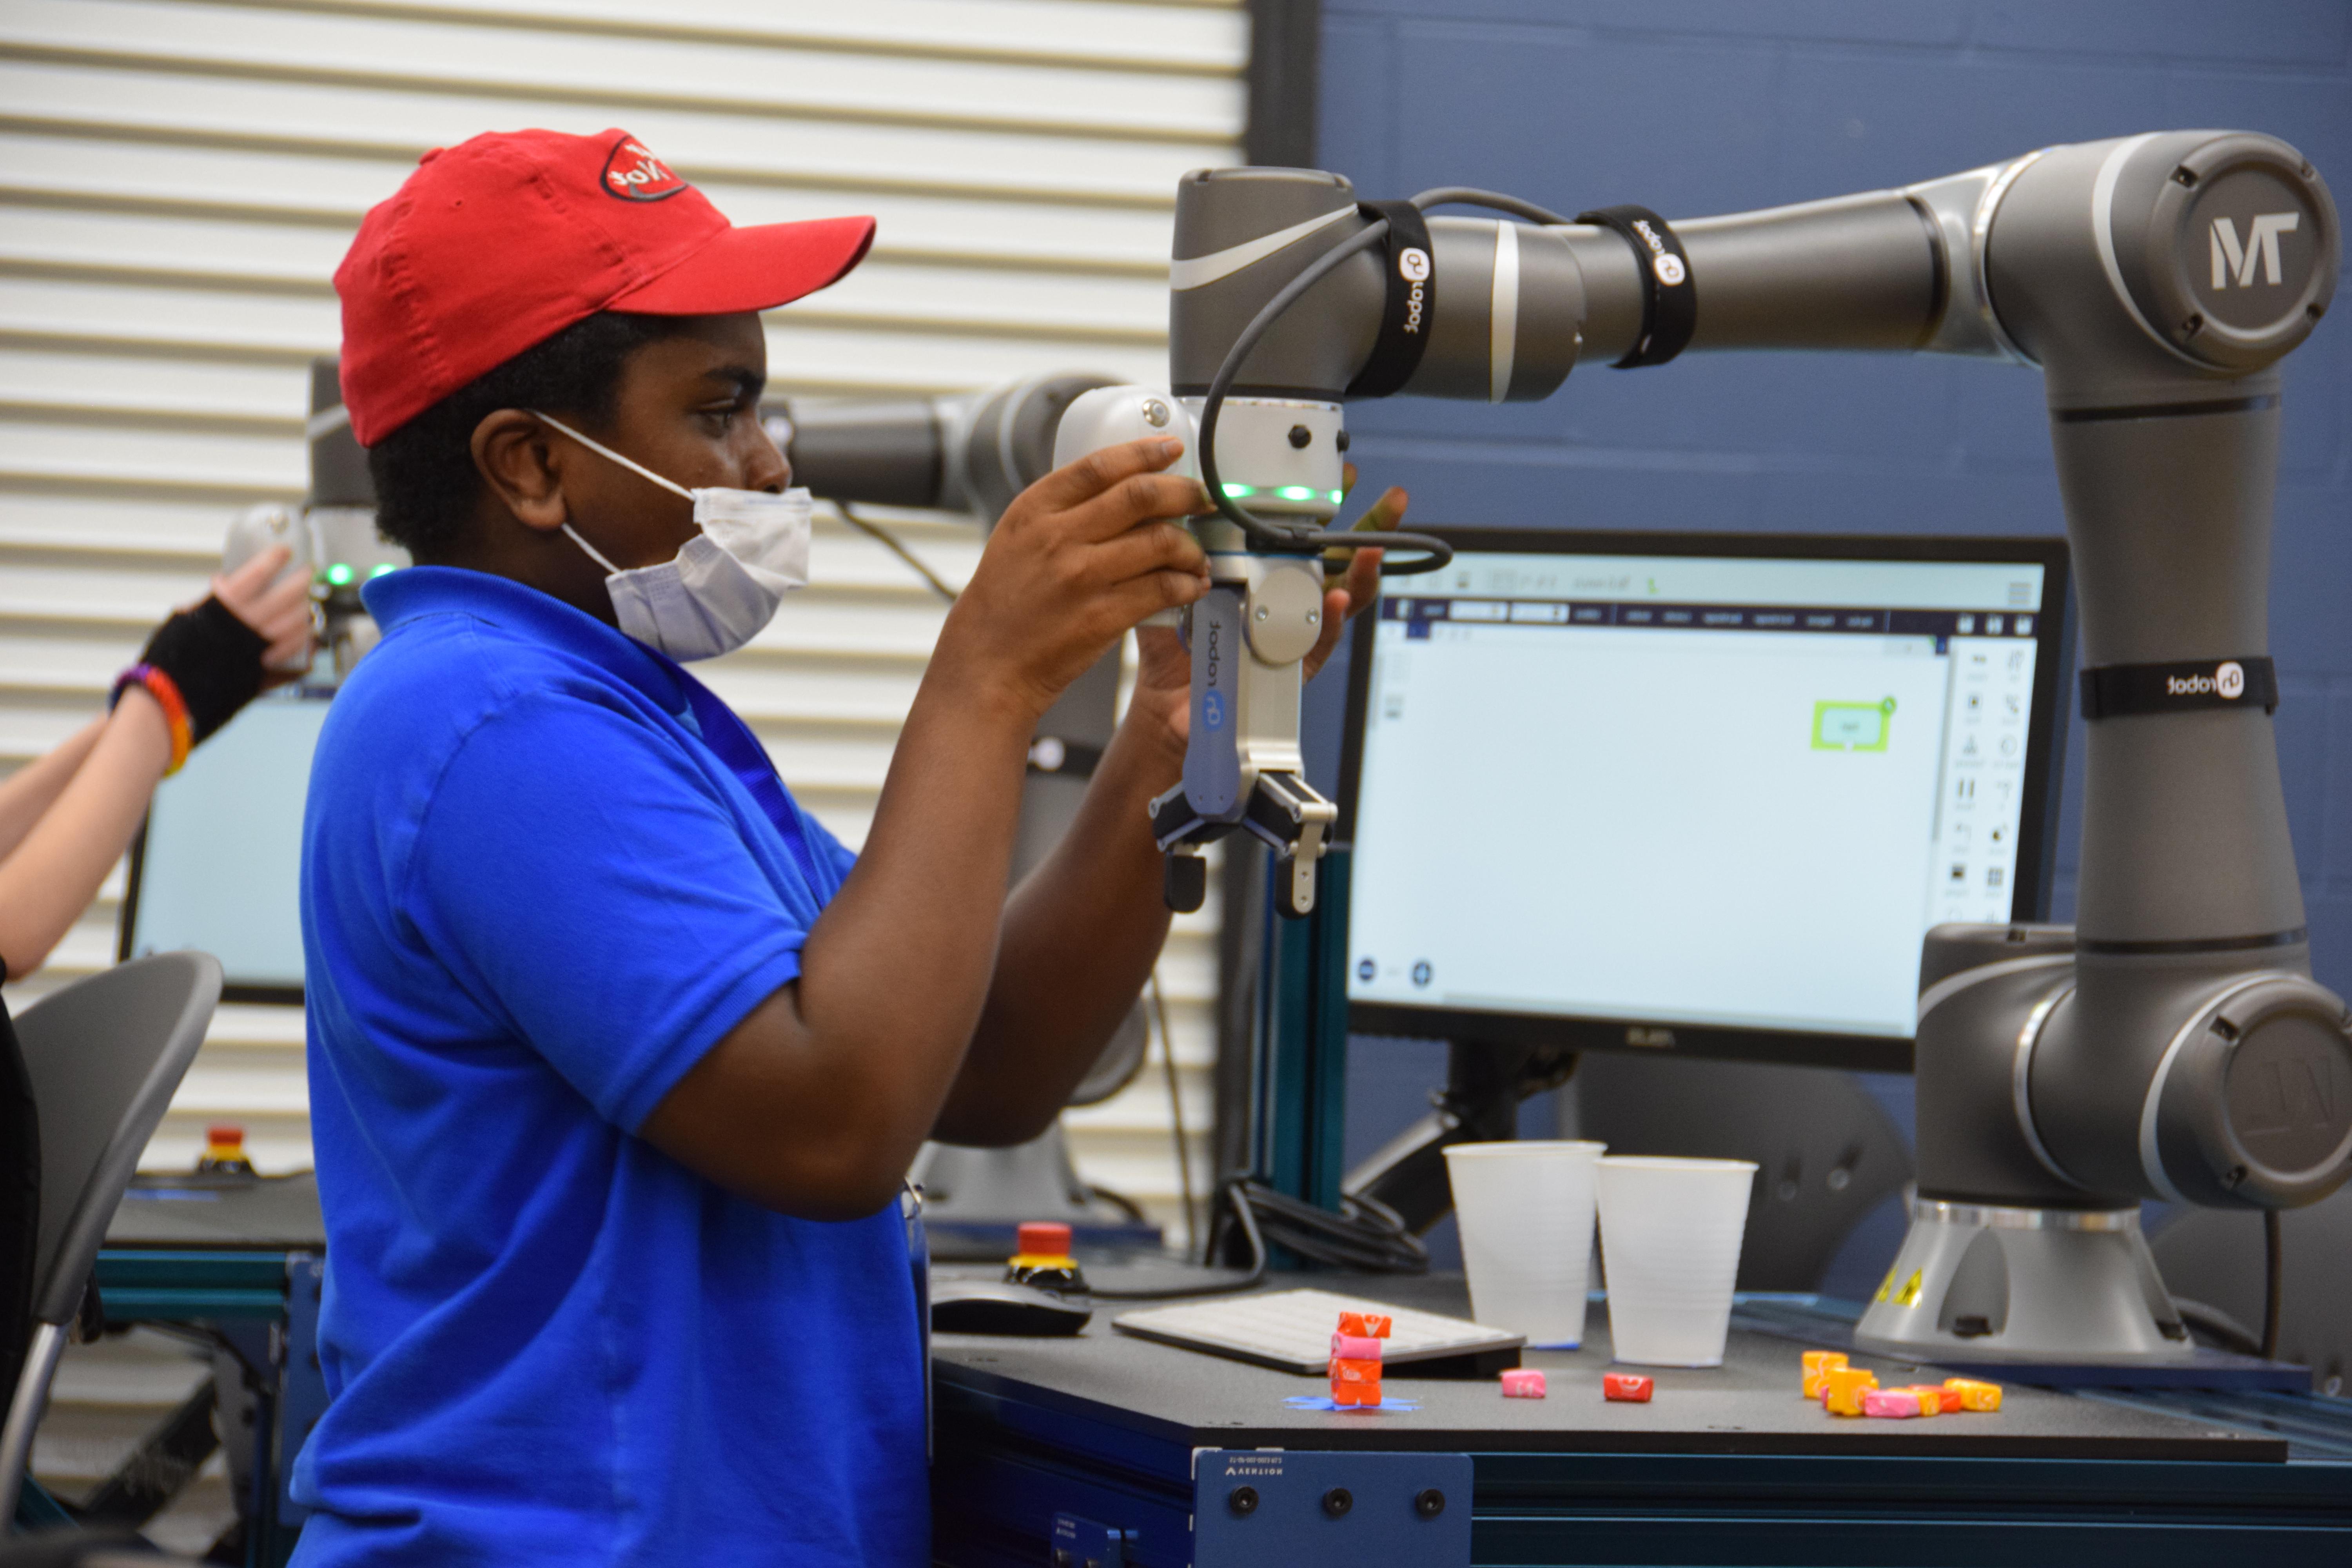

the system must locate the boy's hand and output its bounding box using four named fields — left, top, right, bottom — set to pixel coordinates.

left=213, top=543, right=318, bottom=685
left=938, top=437, right=1209, bottom=724
left=1128, top=464, right=1406, bottom=753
